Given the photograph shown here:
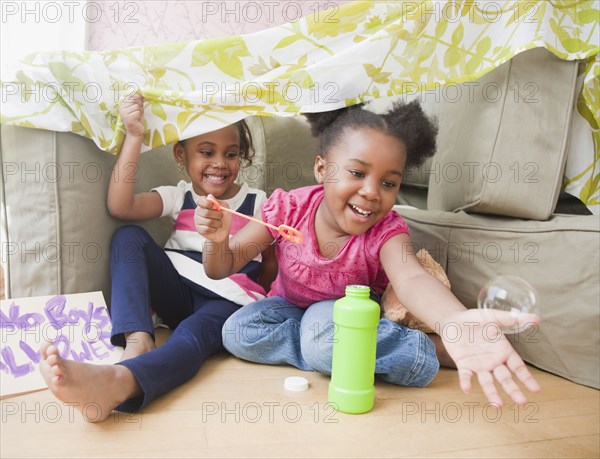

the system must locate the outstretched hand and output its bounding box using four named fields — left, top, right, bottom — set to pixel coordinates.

left=440, top=308, right=541, bottom=407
